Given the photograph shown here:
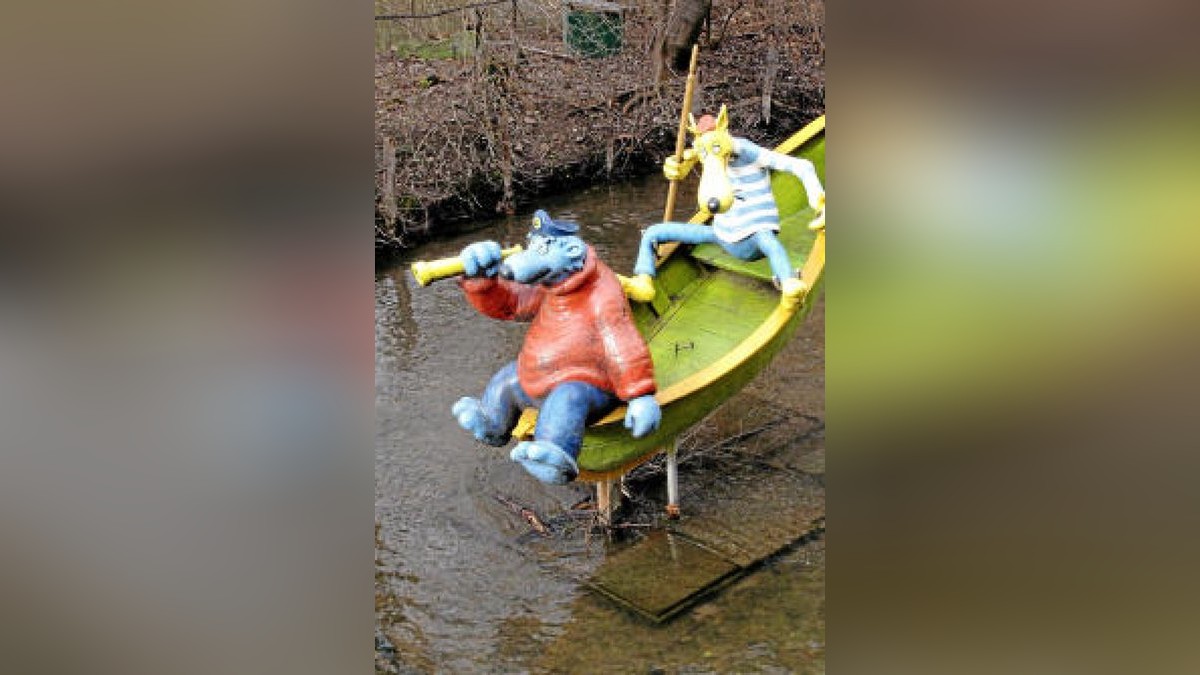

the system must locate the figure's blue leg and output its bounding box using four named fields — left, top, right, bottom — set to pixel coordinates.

left=720, top=235, right=764, bottom=261
left=452, top=361, right=533, bottom=447
left=753, top=230, right=796, bottom=283
left=510, top=382, right=616, bottom=484
left=633, top=222, right=719, bottom=276
left=533, top=382, right=616, bottom=458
